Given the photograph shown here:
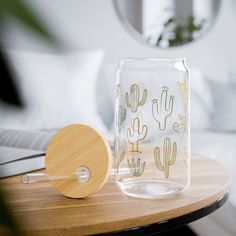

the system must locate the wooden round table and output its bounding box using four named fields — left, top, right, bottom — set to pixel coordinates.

left=0, top=155, right=230, bottom=235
